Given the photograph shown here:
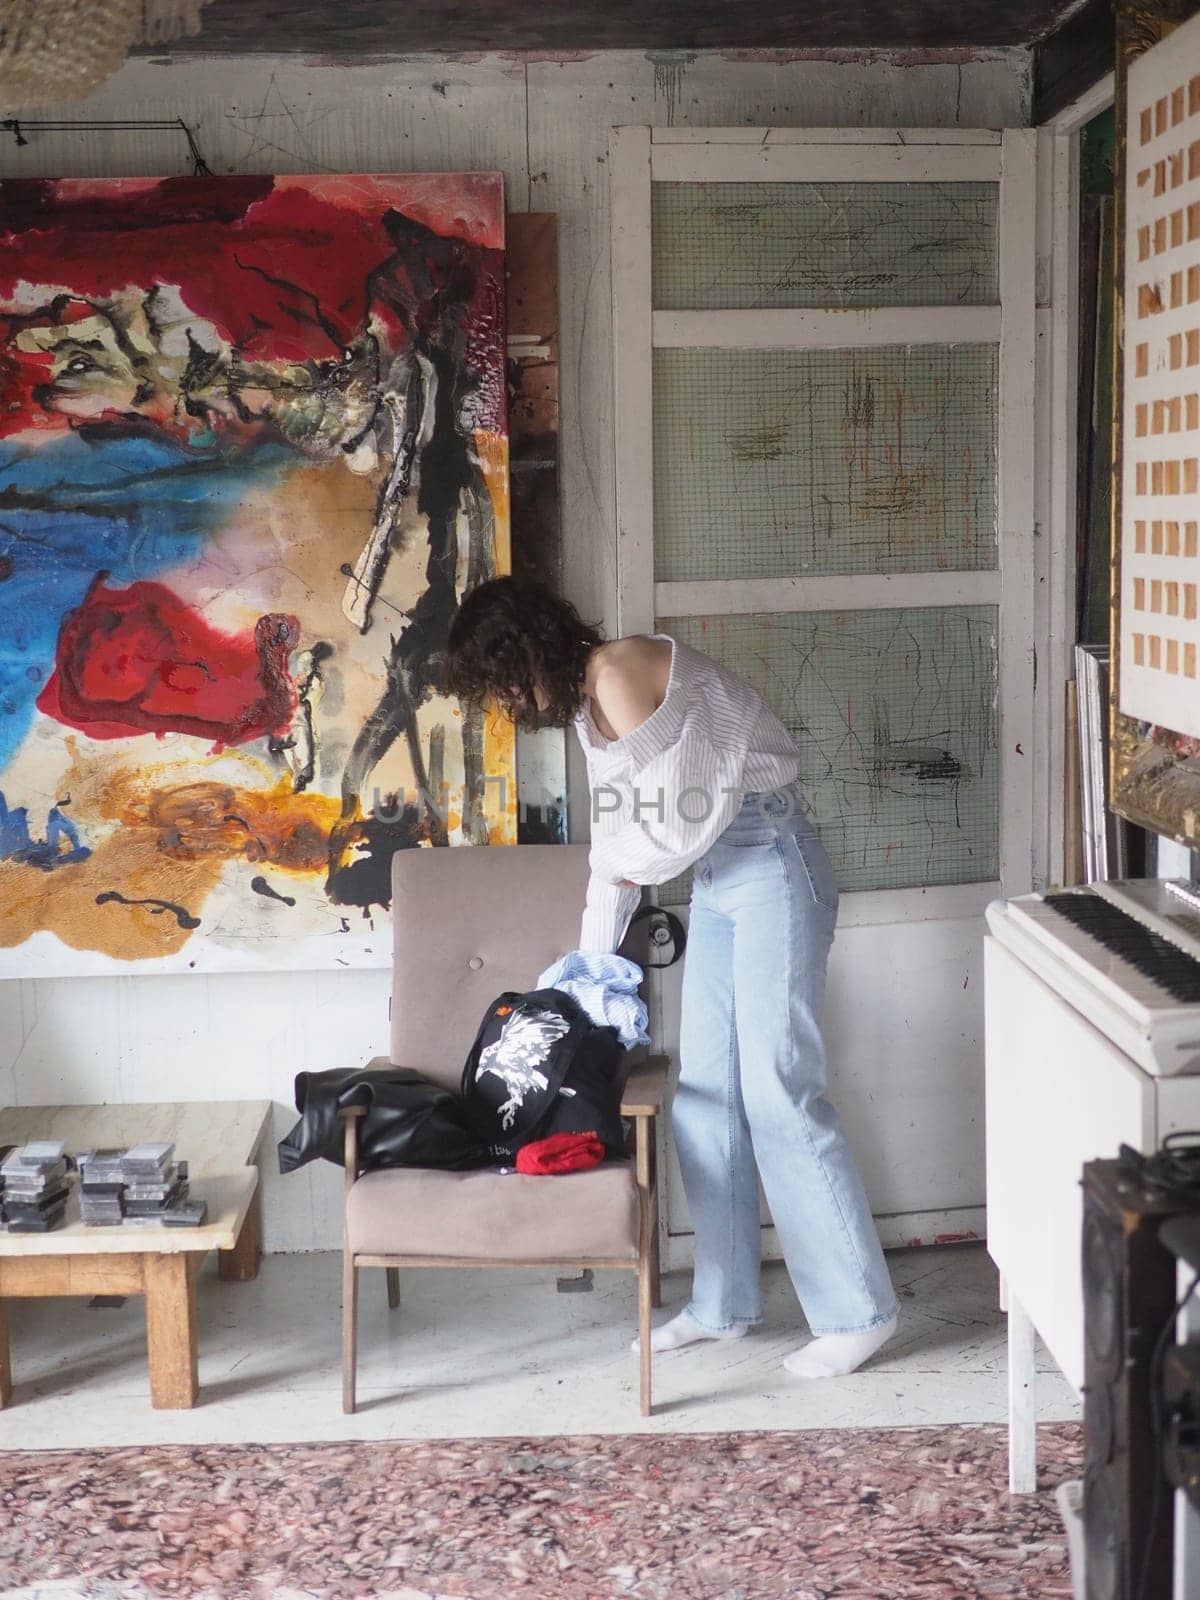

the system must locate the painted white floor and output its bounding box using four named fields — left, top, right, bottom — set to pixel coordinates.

left=0, top=1242, right=1079, bottom=1448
